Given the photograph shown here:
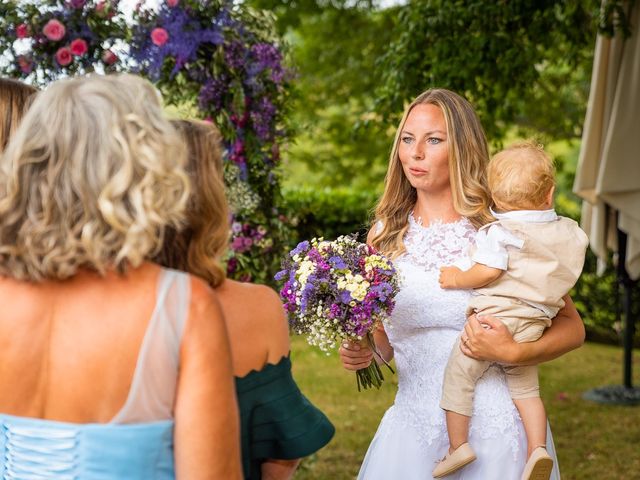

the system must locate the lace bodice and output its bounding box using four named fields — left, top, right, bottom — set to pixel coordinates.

left=382, top=216, right=522, bottom=458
